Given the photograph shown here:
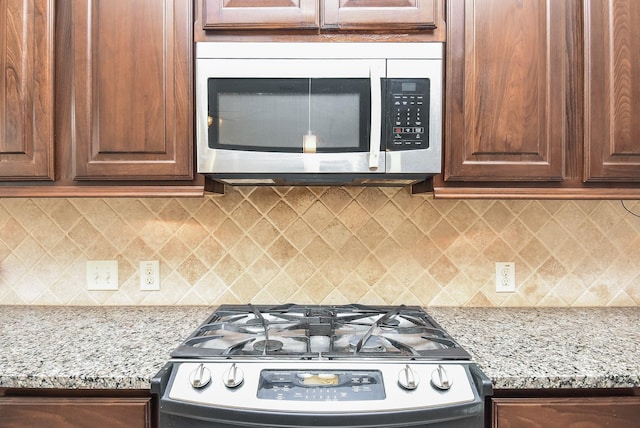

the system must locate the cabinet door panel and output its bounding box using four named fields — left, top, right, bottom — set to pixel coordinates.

left=585, top=0, right=640, bottom=181
left=0, top=0, right=54, bottom=180
left=0, top=397, right=151, bottom=428
left=445, top=0, right=570, bottom=181
left=321, top=0, right=439, bottom=31
left=202, top=0, right=319, bottom=30
left=492, top=397, right=640, bottom=428
left=65, top=0, right=193, bottom=180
